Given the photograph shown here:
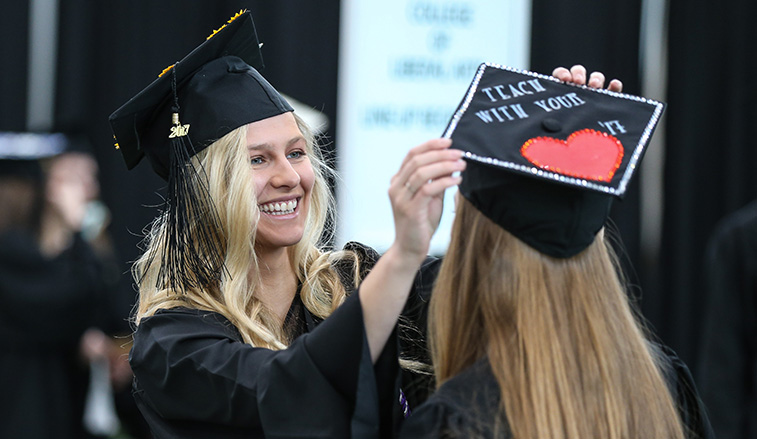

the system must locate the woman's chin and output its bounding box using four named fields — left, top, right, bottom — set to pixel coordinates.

left=255, top=231, right=305, bottom=250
